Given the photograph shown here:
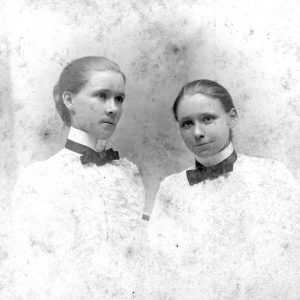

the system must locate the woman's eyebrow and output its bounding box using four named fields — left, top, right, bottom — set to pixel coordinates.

left=117, top=92, right=126, bottom=97
left=179, top=112, right=216, bottom=119
left=179, top=116, right=191, bottom=121
left=178, top=116, right=193, bottom=124
left=201, top=112, right=217, bottom=116
left=92, top=88, right=125, bottom=97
